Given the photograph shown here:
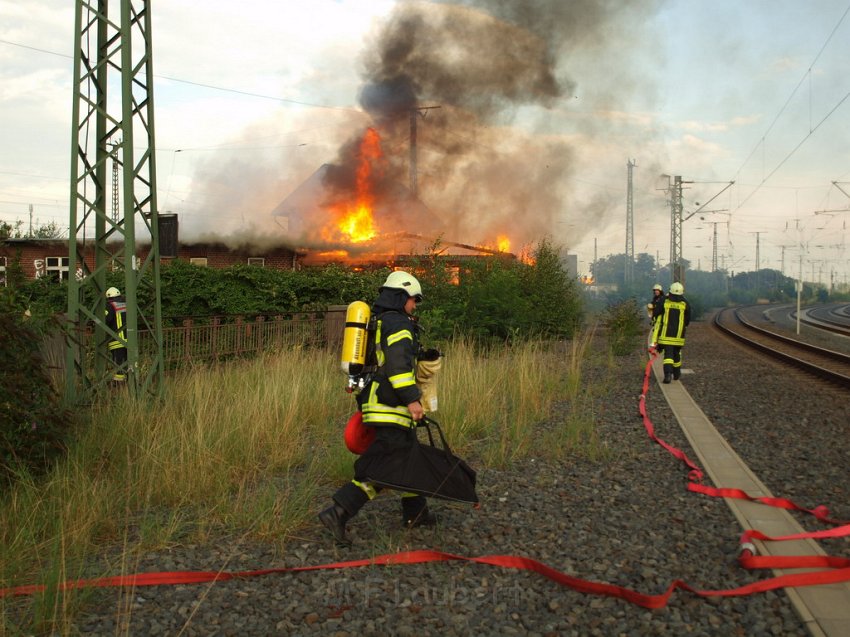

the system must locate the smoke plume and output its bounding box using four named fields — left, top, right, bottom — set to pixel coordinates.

left=185, top=0, right=664, bottom=256
left=334, top=0, right=663, bottom=251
